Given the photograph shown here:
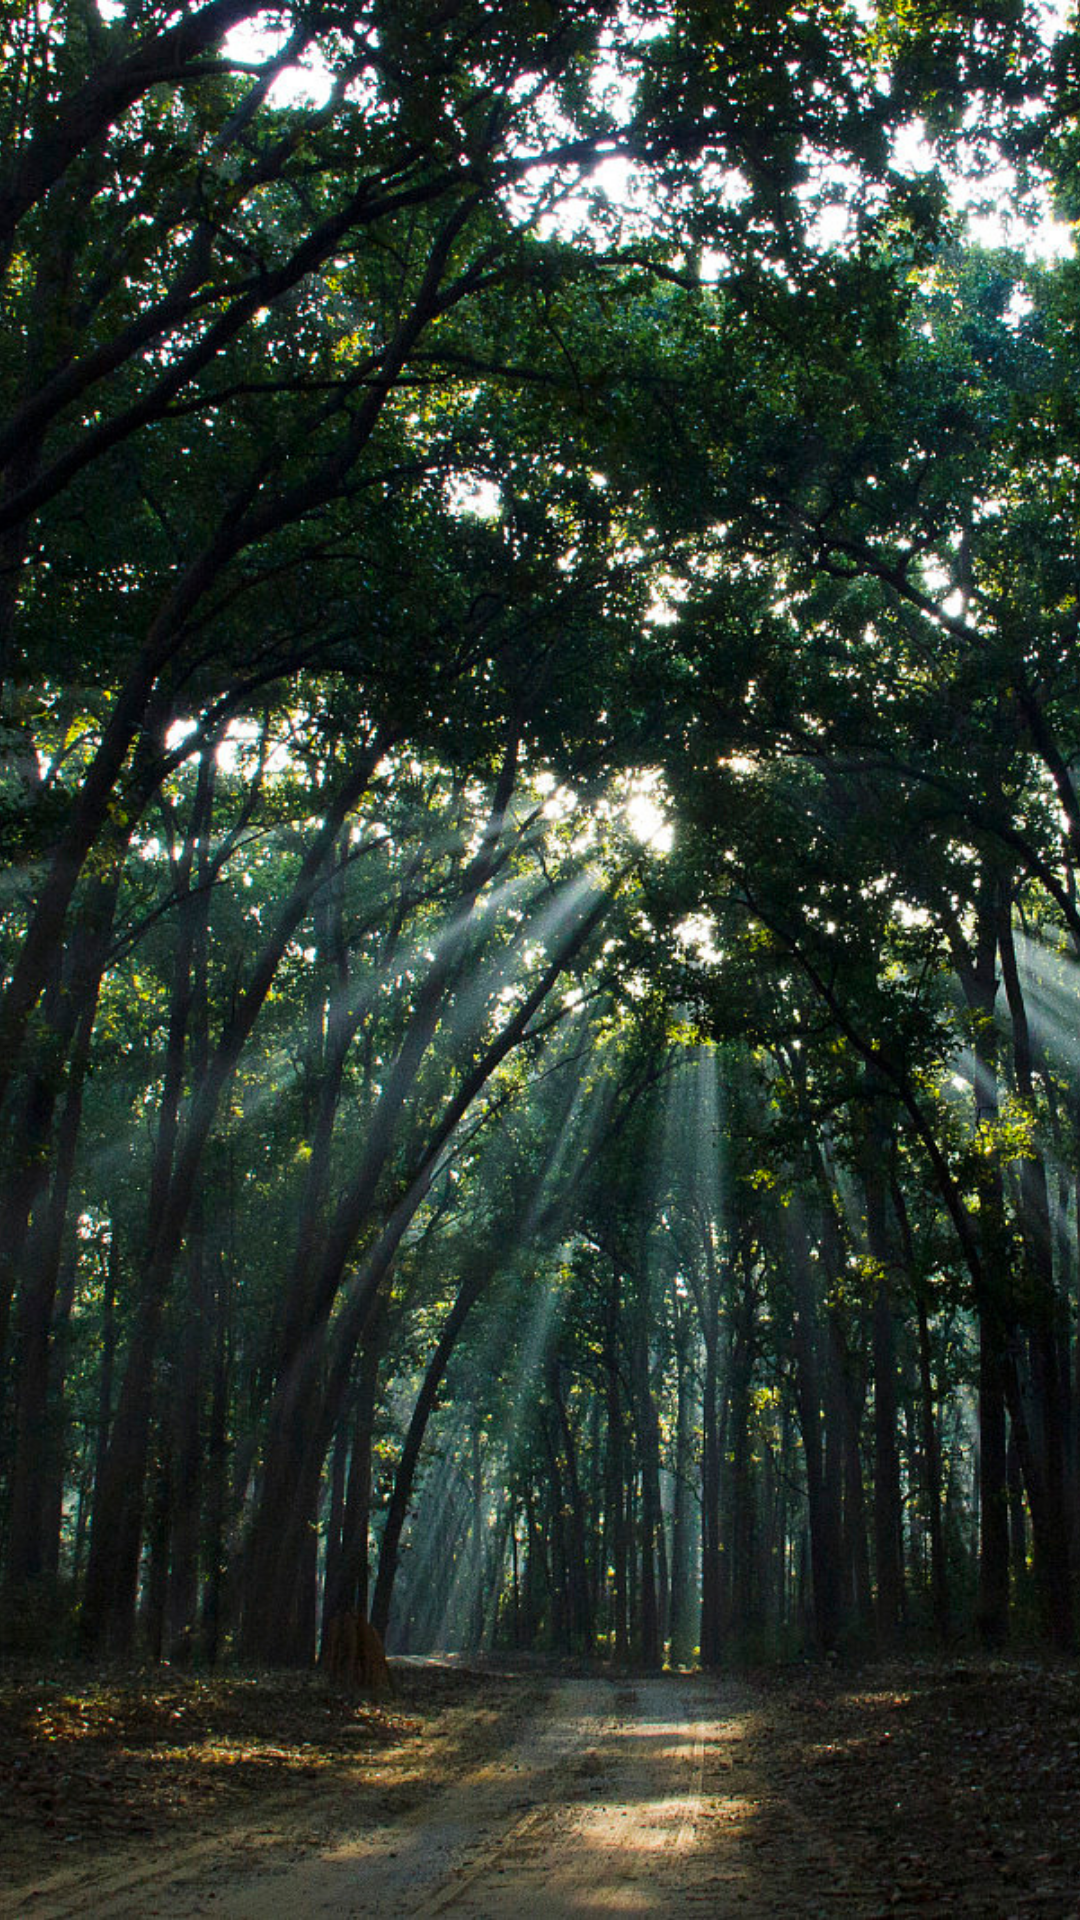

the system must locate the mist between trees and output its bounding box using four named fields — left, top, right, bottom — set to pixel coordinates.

left=4, top=0, right=1080, bottom=1668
